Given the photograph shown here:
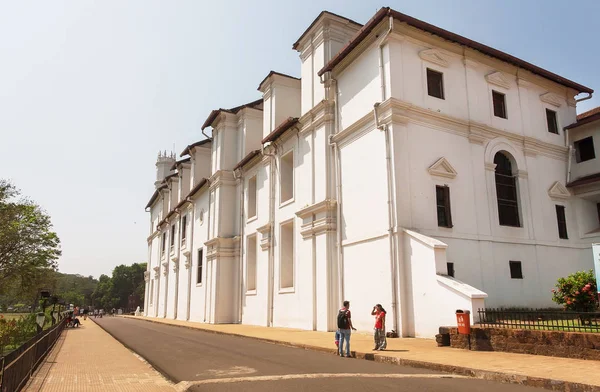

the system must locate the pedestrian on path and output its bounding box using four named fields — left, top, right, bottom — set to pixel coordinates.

left=371, top=304, right=387, bottom=350
left=337, top=300, right=356, bottom=358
